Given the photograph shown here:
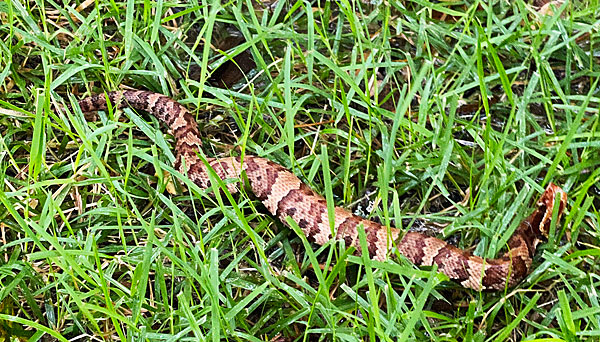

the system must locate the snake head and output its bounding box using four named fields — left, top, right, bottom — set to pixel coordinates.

left=508, top=183, right=568, bottom=263
left=535, top=183, right=568, bottom=238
